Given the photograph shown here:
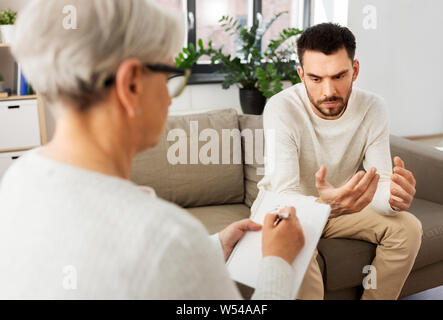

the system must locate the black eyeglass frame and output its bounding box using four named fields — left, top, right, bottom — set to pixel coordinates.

left=102, top=64, right=190, bottom=92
